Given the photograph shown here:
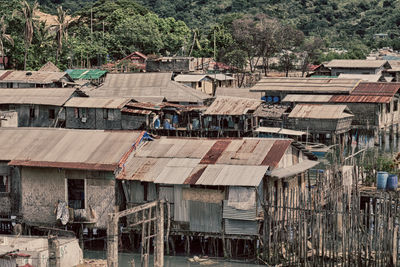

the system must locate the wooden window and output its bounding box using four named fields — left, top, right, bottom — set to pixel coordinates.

left=0, top=175, right=9, bottom=193
left=67, top=179, right=85, bottom=209
left=386, top=102, right=391, bottom=113
left=394, top=100, right=398, bottom=112
left=49, top=109, right=55, bottom=119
